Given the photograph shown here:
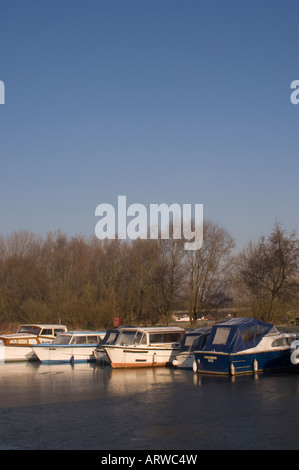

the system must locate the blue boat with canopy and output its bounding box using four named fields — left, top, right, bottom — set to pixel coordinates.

left=193, top=317, right=298, bottom=375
